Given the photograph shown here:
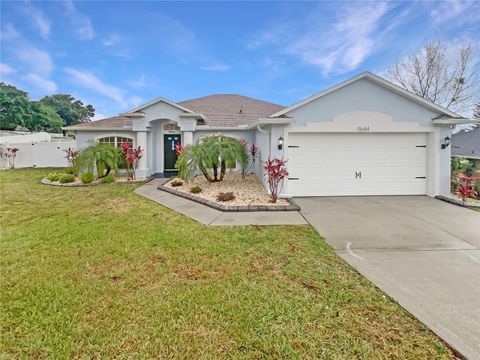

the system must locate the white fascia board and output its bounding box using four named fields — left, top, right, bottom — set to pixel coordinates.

left=269, top=71, right=460, bottom=118
left=180, top=113, right=206, bottom=120
left=127, top=97, right=195, bottom=114
left=258, top=117, right=294, bottom=125
left=432, top=118, right=479, bottom=125
left=61, top=127, right=132, bottom=131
